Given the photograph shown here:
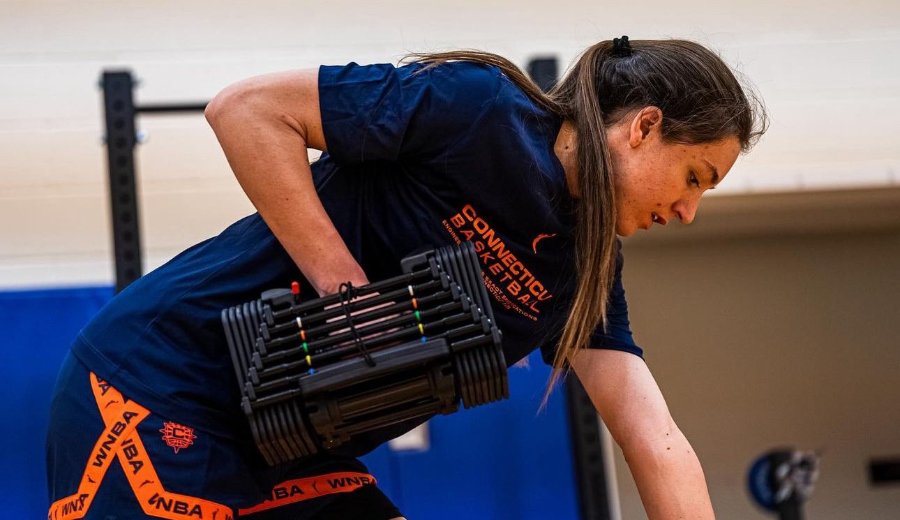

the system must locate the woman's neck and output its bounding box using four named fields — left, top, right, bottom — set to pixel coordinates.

left=554, top=120, right=580, bottom=198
